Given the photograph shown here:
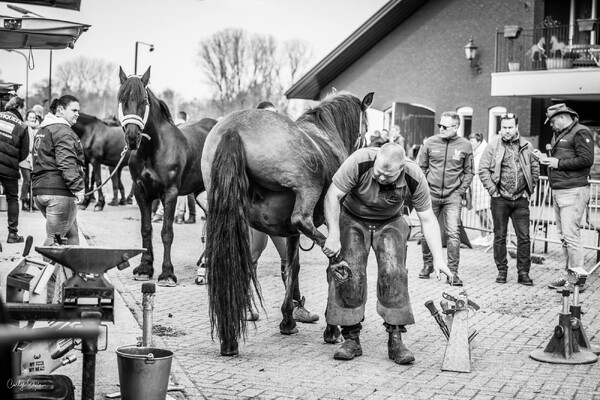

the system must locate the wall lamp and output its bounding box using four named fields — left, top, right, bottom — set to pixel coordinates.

left=464, top=36, right=482, bottom=74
